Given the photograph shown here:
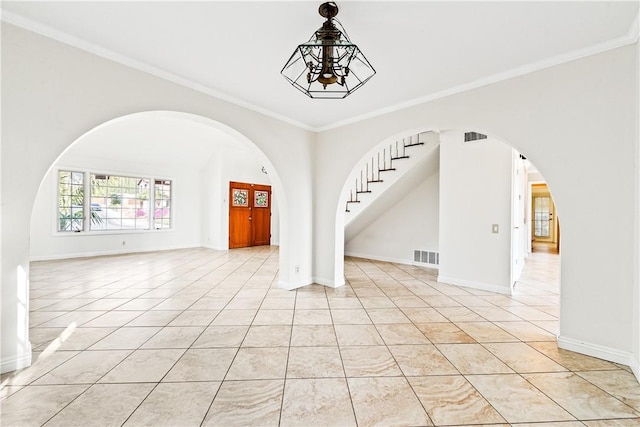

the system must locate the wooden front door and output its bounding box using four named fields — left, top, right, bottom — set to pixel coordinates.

left=229, top=181, right=271, bottom=249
